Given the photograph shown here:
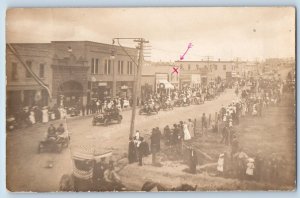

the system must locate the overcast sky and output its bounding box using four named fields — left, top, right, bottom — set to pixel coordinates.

left=6, top=7, right=295, bottom=62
